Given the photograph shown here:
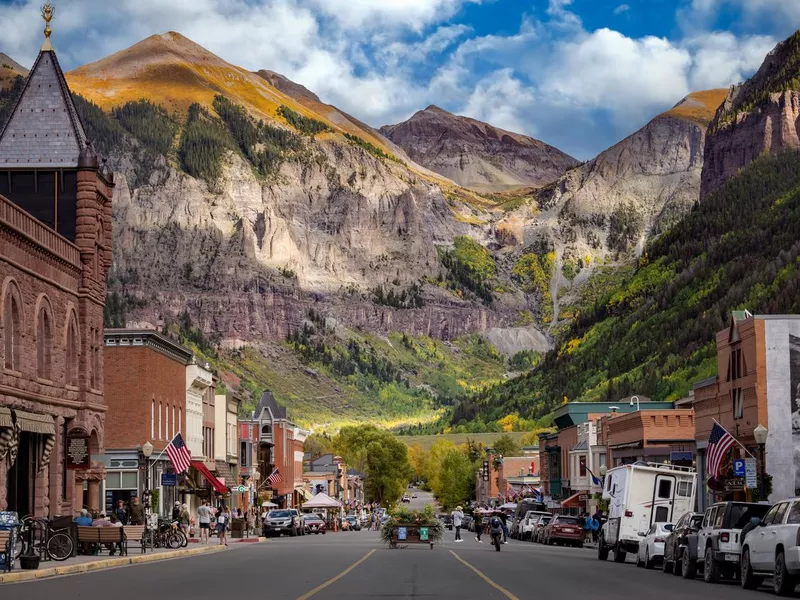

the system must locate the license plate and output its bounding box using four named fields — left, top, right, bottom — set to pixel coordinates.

left=565, top=528, right=576, bottom=533
left=724, top=554, right=739, bottom=562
